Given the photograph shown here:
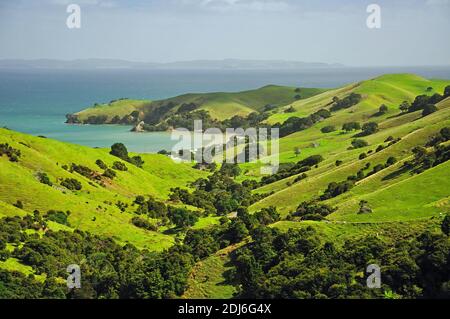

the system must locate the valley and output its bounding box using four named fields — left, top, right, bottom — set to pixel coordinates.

left=1, top=73, right=449, bottom=299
